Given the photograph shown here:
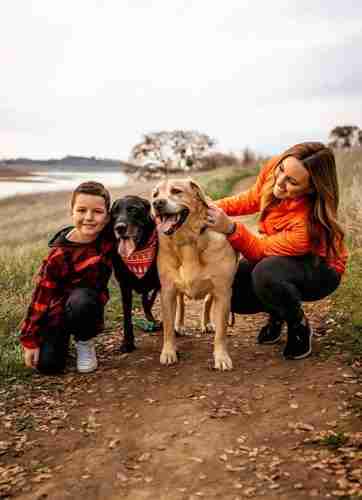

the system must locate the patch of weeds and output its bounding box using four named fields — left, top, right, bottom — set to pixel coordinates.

left=104, top=277, right=144, bottom=330
left=317, top=335, right=343, bottom=361
left=29, top=461, right=49, bottom=473
left=177, top=351, right=192, bottom=360
left=320, top=431, right=349, bottom=449
left=0, top=247, right=46, bottom=383
left=335, top=496, right=361, bottom=500
left=202, top=165, right=259, bottom=200
left=16, top=414, right=36, bottom=432
left=322, top=250, right=362, bottom=364
left=0, top=333, right=31, bottom=383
